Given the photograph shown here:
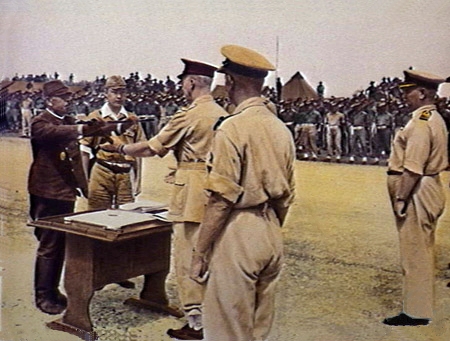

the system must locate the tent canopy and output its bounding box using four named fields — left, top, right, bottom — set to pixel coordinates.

left=281, top=72, right=318, bottom=101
